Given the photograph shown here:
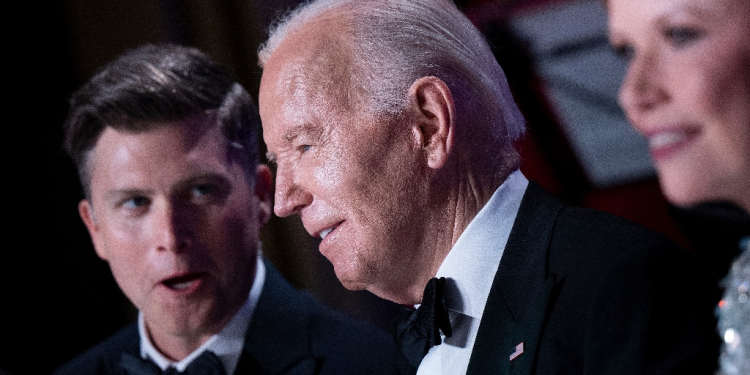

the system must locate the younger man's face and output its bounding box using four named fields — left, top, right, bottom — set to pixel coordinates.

left=78, top=114, right=271, bottom=344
